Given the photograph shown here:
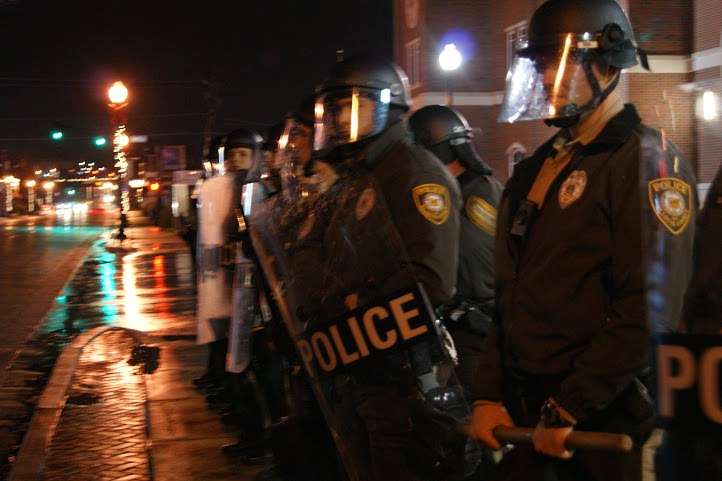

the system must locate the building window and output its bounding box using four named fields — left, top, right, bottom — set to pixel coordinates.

left=506, top=142, right=527, bottom=177
left=405, top=38, right=422, bottom=88
left=505, top=21, right=528, bottom=72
